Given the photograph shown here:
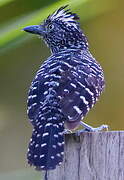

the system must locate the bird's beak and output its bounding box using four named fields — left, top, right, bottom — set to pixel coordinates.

left=23, top=25, right=45, bottom=36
